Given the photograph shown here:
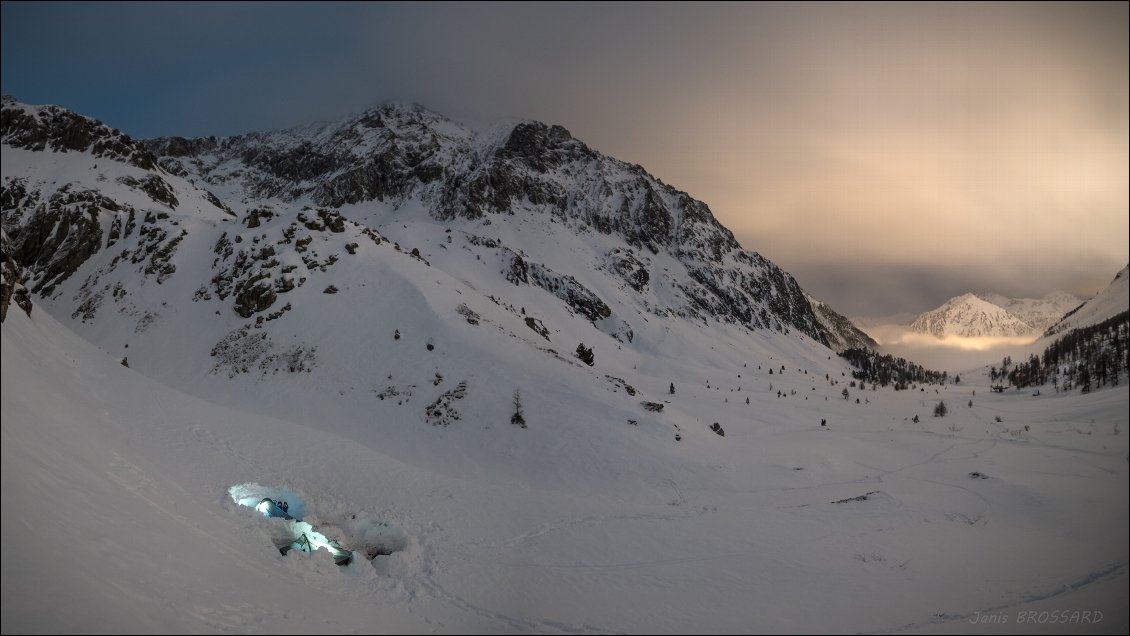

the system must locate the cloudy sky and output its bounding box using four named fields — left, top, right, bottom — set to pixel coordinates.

left=3, top=2, right=1126, bottom=316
